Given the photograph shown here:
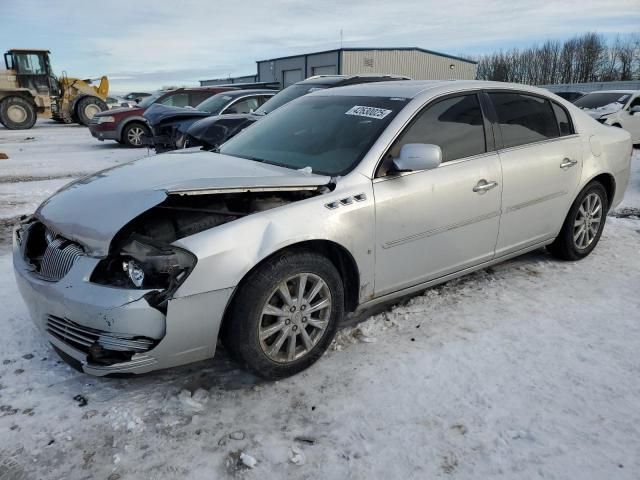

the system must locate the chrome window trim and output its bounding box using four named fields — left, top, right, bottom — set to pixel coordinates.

left=495, top=133, right=580, bottom=155
left=372, top=151, right=498, bottom=184
left=219, top=93, right=272, bottom=115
